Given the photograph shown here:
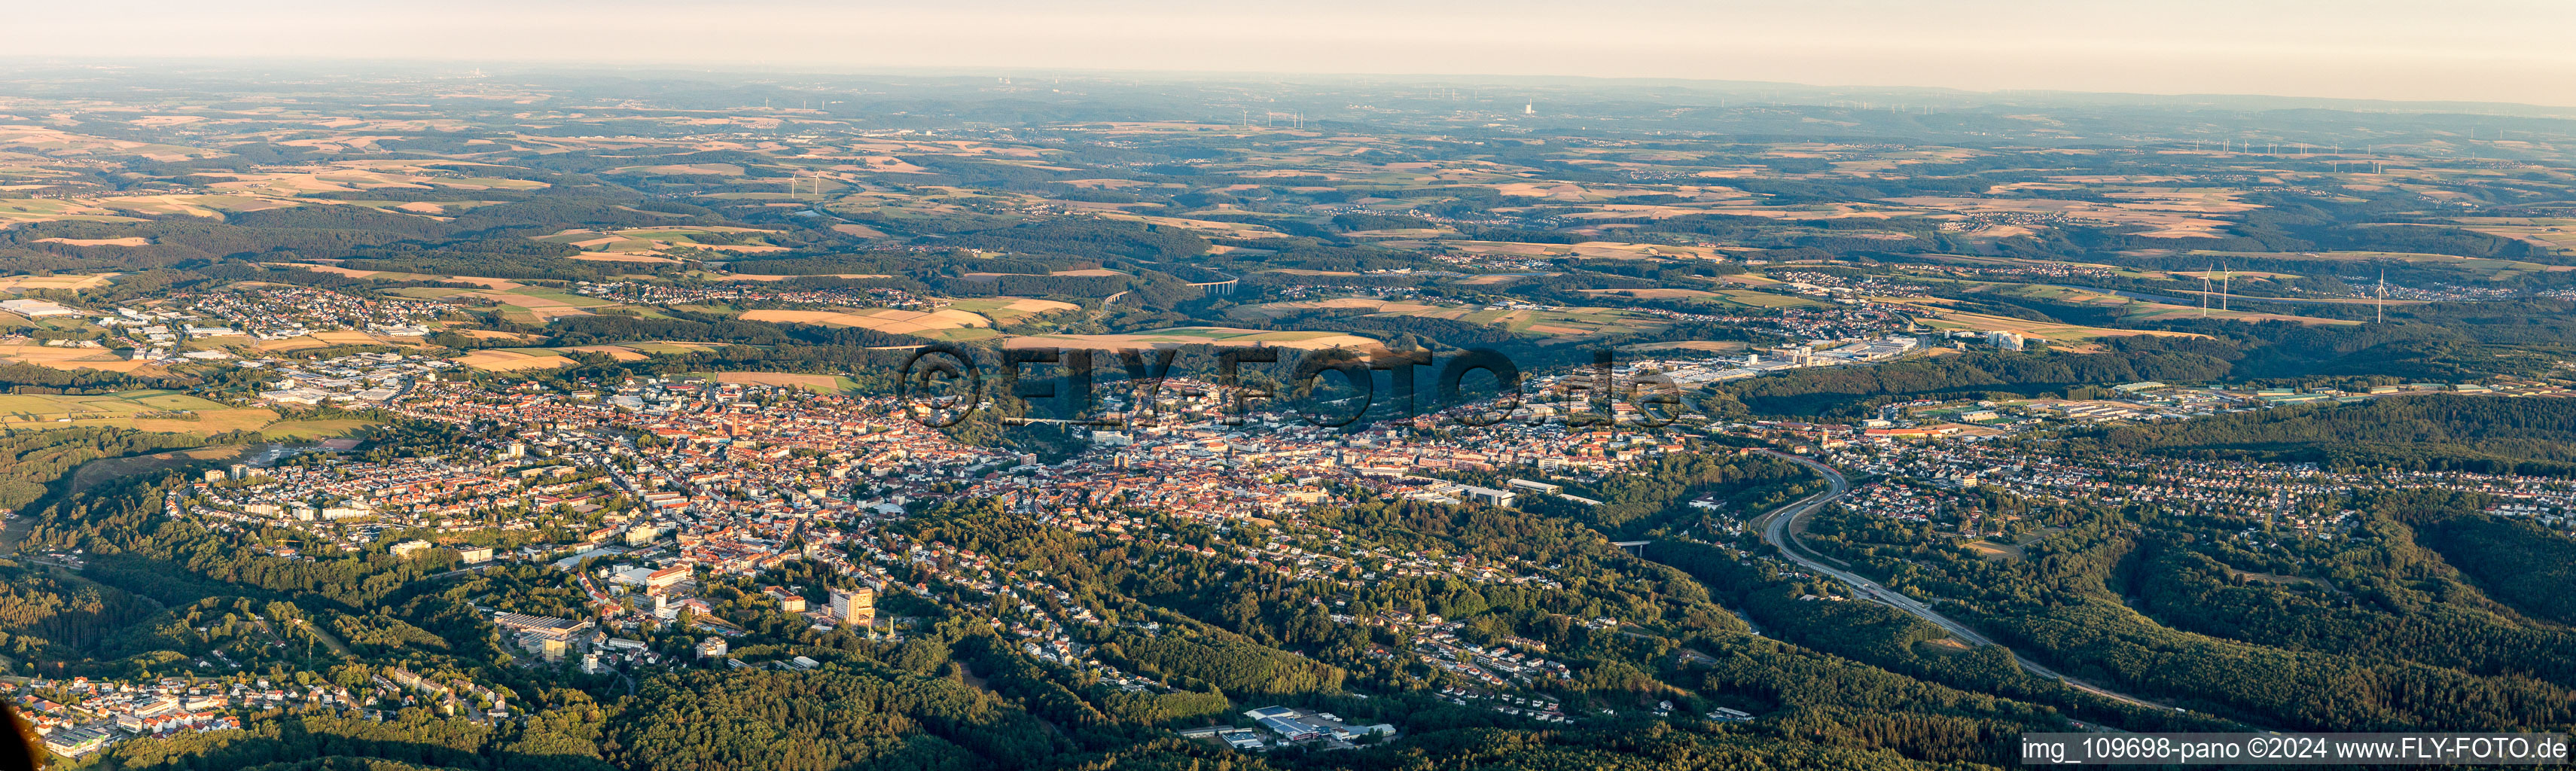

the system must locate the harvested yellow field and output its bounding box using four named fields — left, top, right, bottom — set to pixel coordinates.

left=571, top=252, right=681, bottom=264
left=278, top=264, right=390, bottom=280
left=132, top=408, right=281, bottom=434
left=0, top=391, right=300, bottom=435
left=1004, top=328, right=1376, bottom=351
left=1881, top=194, right=2248, bottom=238
left=462, top=290, right=577, bottom=308
left=449, top=329, right=545, bottom=342
left=1495, top=181, right=1590, bottom=200
left=441, top=276, right=526, bottom=289
left=740, top=308, right=991, bottom=334
left=562, top=345, right=652, bottom=361
left=944, top=297, right=1080, bottom=323
left=1431, top=239, right=1732, bottom=262
left=611, top=163, right=744, bottom=176
left=0, top=343, right=154, bottom=373
left=851, top=155, right=931, bottom=174
left=34, top=236, right=149, bottom=246
left=454, top=349, right=576, bottom=371
left=309, top=331, right=423, bottom=346
left=1002, top=298, right=1077, bottom=312
left=1888, top=300, right=2216, bottom=343
left=710, top=372, right=850, bottom=392
left=254, top=337, right=331, bottom=352
left=0, top=273, right=120, bottom=291
left=1579, top=288, right=1721, bottom=300
left=285, top=264, right=525, bottom=288
left=1232, top=297, right=1442, bottom=319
